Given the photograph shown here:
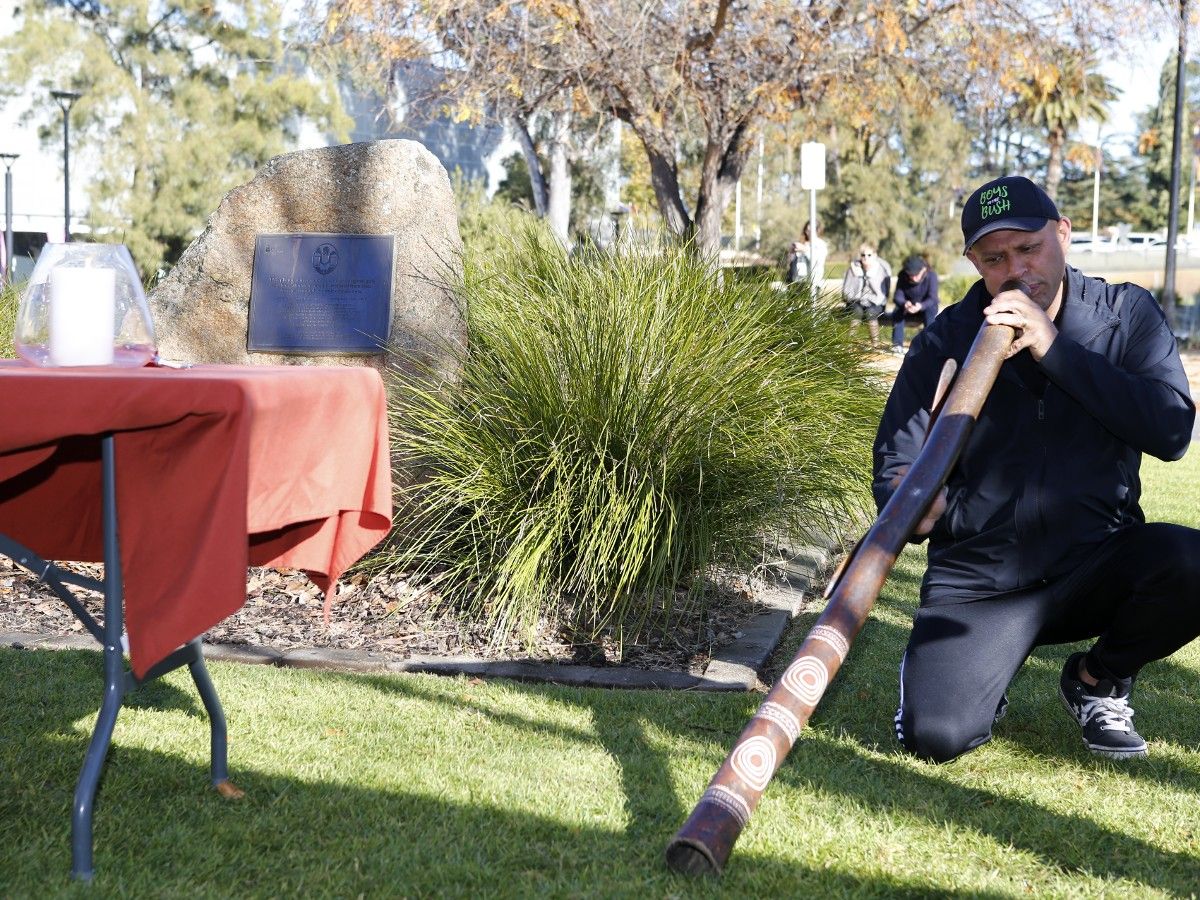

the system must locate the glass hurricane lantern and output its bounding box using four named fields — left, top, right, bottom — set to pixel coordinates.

left=15, top=242, right=156, bottom=367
